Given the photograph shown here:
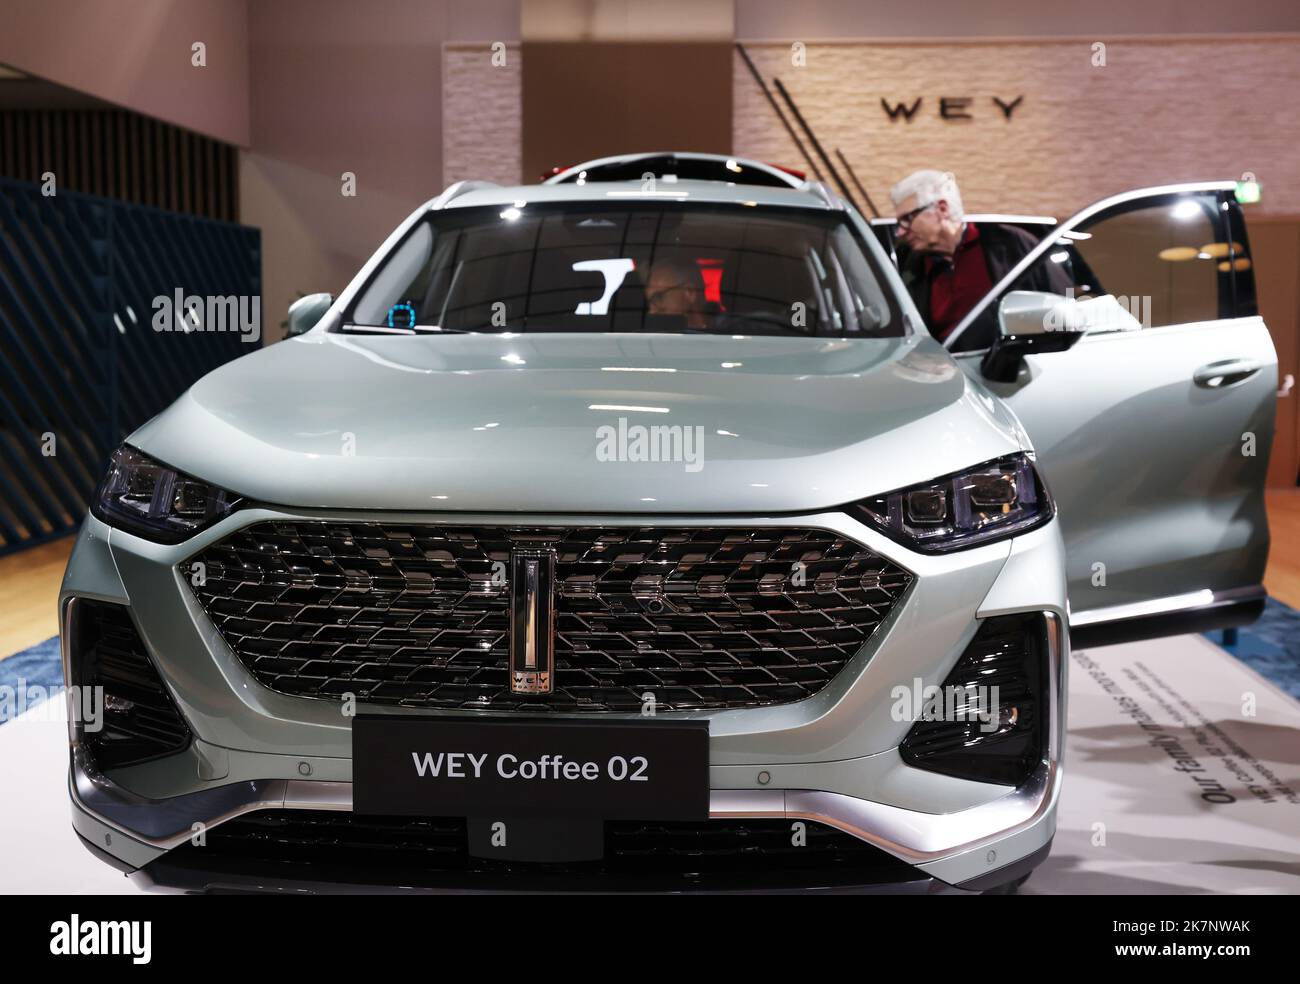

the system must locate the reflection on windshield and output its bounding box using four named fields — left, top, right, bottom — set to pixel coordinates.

left=572, top=258, right=635, bottom=315
left=346, top=203, right=901, bottom=339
